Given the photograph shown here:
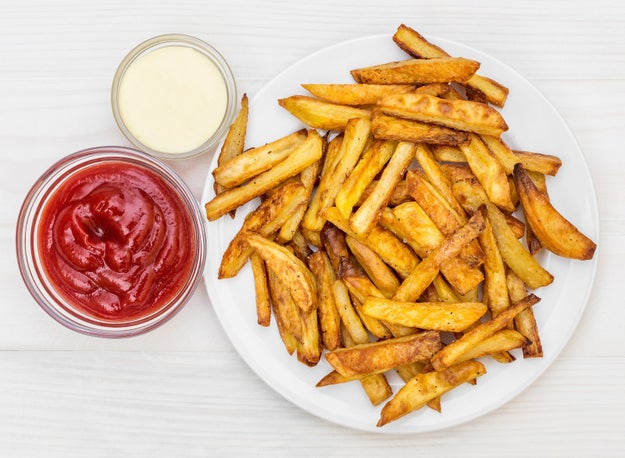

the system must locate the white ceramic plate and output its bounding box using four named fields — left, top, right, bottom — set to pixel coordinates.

left=201, top=34, right=599, bottom=433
